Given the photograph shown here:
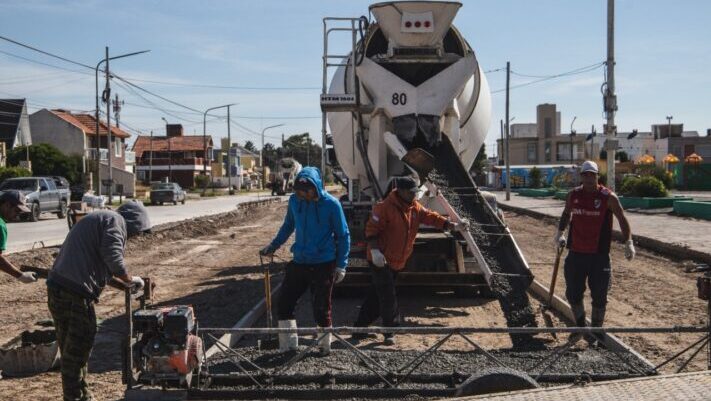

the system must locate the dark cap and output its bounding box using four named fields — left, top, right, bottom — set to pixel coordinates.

left=0, top=190, right=31, bottom=213
left=293, top=177, right=315, bottom=192
left=395, top=176, right=419, bottom=193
